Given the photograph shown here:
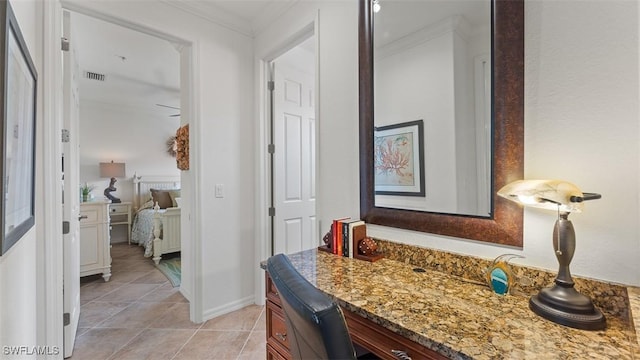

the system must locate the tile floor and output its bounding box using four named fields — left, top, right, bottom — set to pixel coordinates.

left=72, top=243, right=266, bottom=360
